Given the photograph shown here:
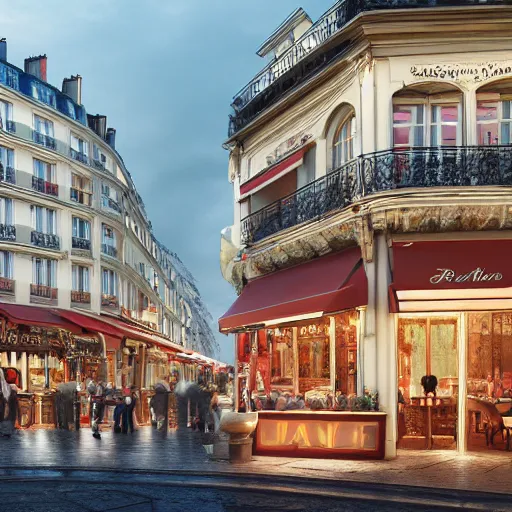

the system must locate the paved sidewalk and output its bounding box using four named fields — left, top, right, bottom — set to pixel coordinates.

left=1, top=427, right=510, bottom=498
